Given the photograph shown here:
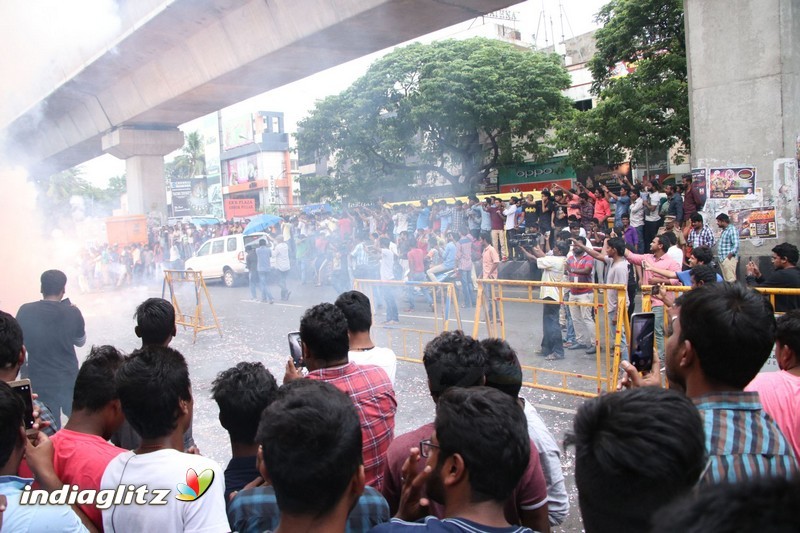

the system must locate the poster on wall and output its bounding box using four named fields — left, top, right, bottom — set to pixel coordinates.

left=690, top=168, right=708, bottom=203
left=170, top=179, right=191, bottom=216
left=708, top=166, right=756, bottom=198
left=728, top=206, right=777, bottom=240
left=773, top=157, right=799, bottom=230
